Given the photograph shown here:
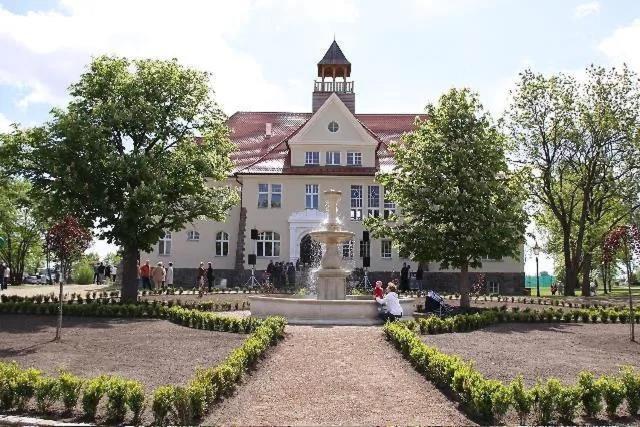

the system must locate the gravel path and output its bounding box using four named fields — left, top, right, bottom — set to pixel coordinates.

left=205, top=325, right=473, bottom=426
